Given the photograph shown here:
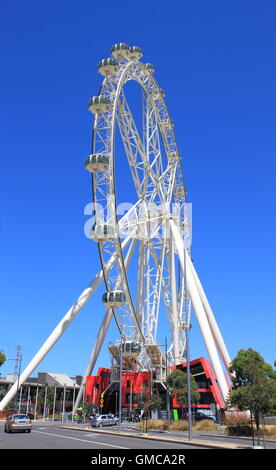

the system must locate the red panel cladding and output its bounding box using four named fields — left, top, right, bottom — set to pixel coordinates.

left=121, top=371, right=150, bottom=407
left=199, top=358, right=225, bottom=409
left=170, top=357, right=225, bottom=409
left=85, top=368, right=111, bottom=403
left=85, top=368, right=151, bottom=406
